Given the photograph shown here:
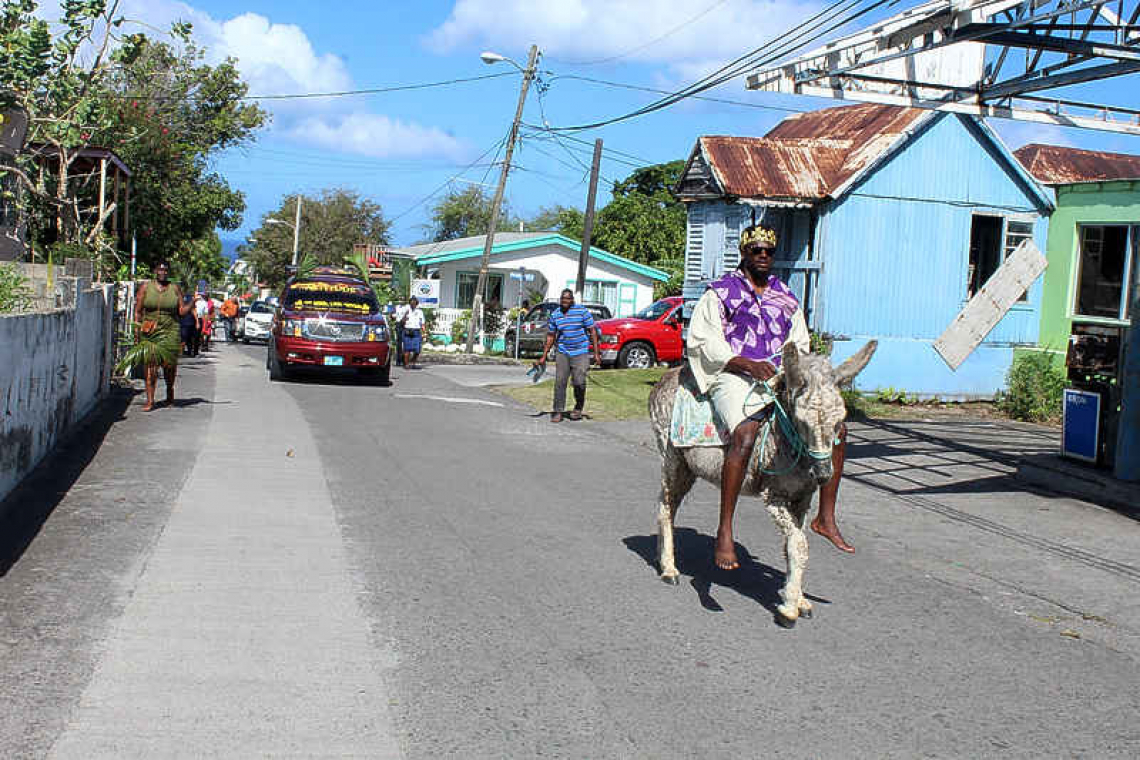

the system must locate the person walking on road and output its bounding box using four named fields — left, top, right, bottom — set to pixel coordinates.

left=134, top=261, right=193, bottom=412
left=220, top=296, right=239, bottom=342
left=179, top=293, right=199, bottom=357
left=401, top=296, right=426, bottom=369
left=535, top=289, right=601, bottom=423
left=687, top=224, right=853, bottom=570
left=391, top=300, right=407, bottom=367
